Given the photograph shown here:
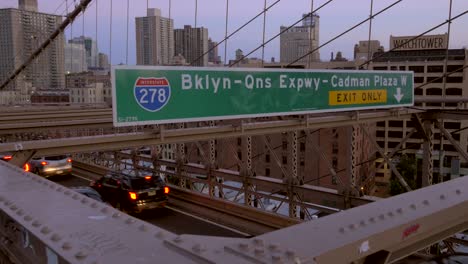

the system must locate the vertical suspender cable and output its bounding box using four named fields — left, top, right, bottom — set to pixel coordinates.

left=224, top=0, right=229, bottom=65
left=261, top=0, right=267, bottom=67
left=169, top=0, right=172, bottom=65
left=438, top=0, right=453, bottom=183
left=82, top=7, right=85, bottom=72
left=109, top=0, right=112, bottom=66
left=126, top=0, right=129, bottom=65
left=442, top=0, right=453, bottom=107
left=308, top=0, right=314, bottom=68
left=366, top=0, right=374, bottom=69
left=195, top=0, right=198, bottom=28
